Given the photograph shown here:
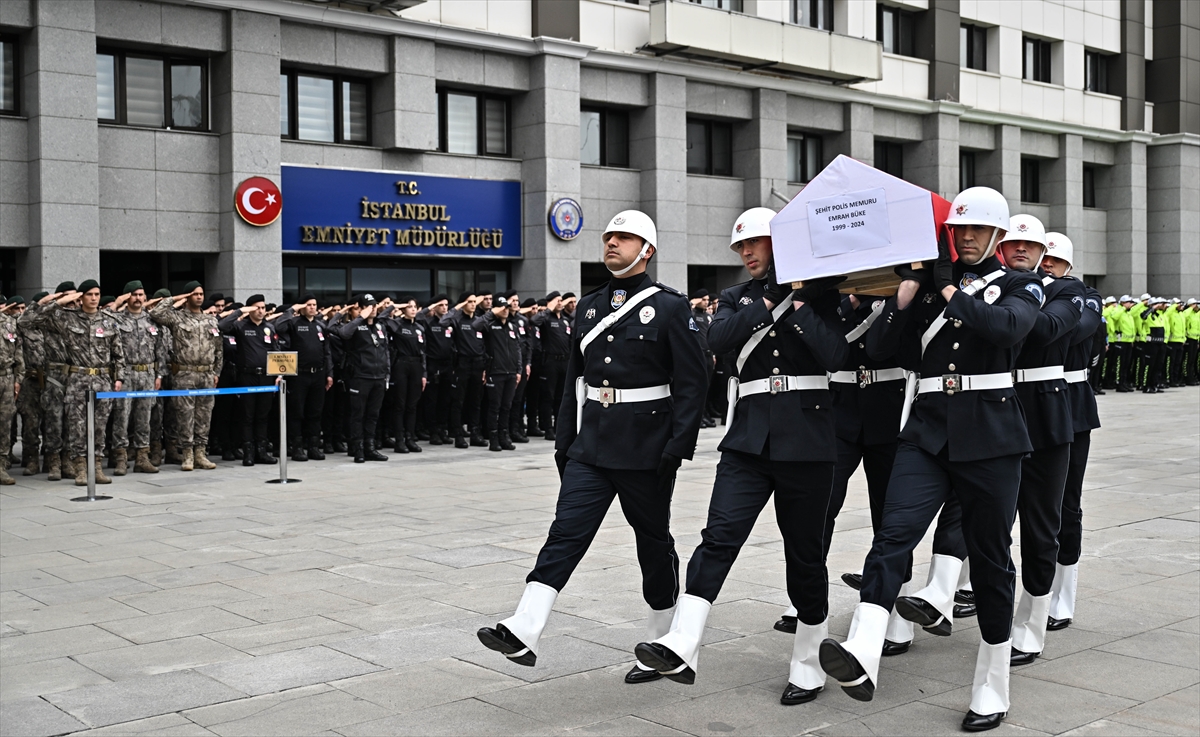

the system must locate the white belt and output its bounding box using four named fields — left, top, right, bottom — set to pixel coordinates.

left=917, top=372, right=1013, bottom=395
left=1064, top=369, right=1088, bottom=383
left=738, top=375, right=828, bottom=398
left=1012, top=366, right=1065, bottom=383
left=585, top=383, right=670, bottom=407
left=829, top=368, right=907, bottom=386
